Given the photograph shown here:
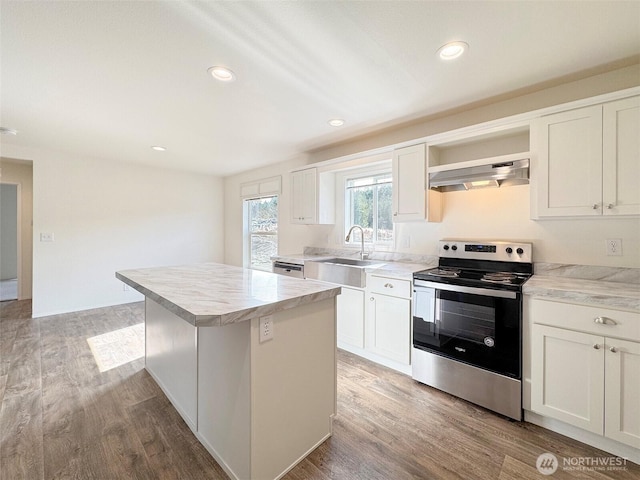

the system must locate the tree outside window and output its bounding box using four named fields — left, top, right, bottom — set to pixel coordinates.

left=246, top=195, right=278, bottom=270
left=345, top=173, right=393, bottom=246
